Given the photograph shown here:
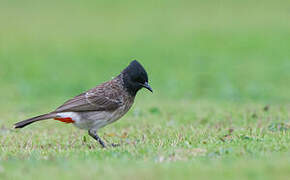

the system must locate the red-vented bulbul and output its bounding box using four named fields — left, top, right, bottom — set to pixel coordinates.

left=14, top=60, right=152, bottom=148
